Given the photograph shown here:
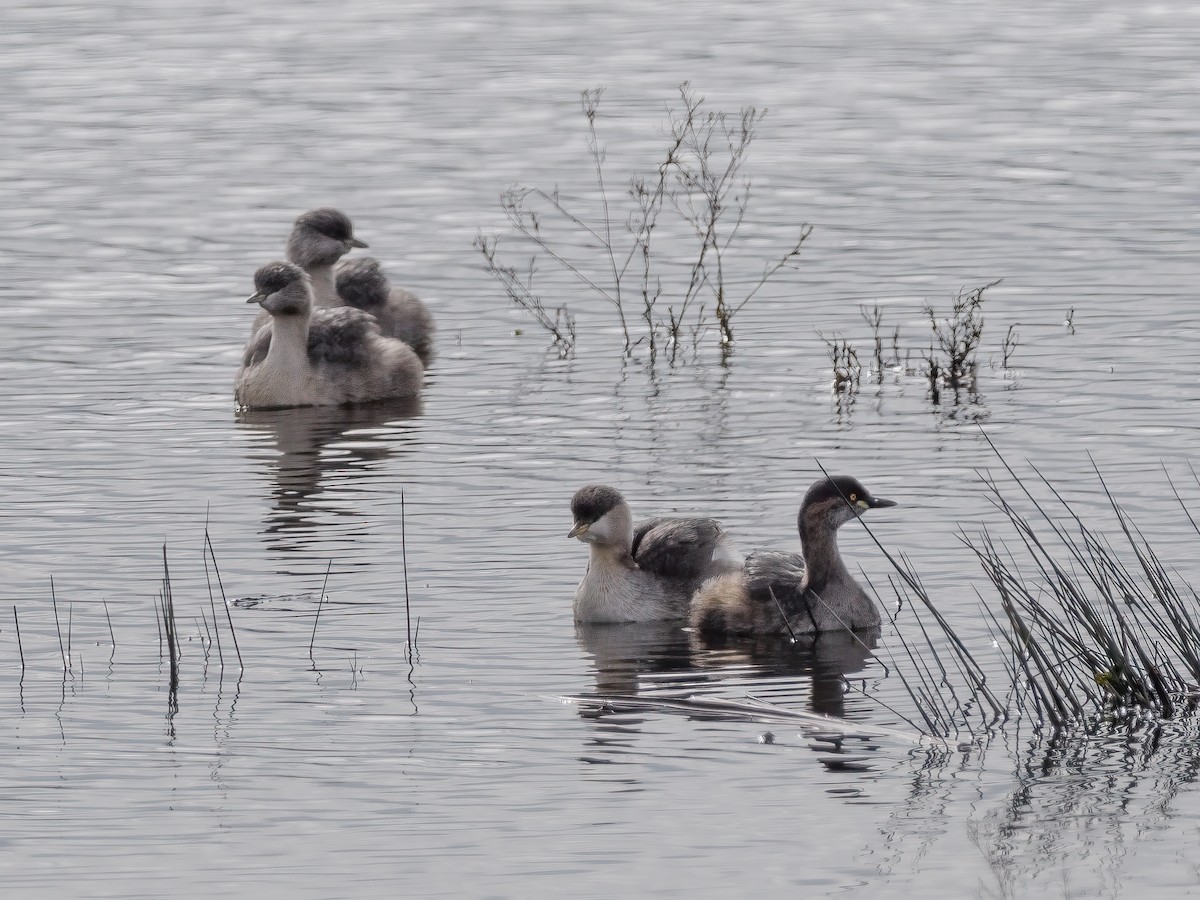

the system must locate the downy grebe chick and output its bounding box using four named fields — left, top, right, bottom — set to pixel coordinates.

left=570, top=485, right=741, bottom=624
left=235, top=262, right=423, bottom=410
left=251, top=208, right=368, bottom=335
left=336, top=257, right=435, bottom=366
left=690, top=476, right=896, bottom=636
